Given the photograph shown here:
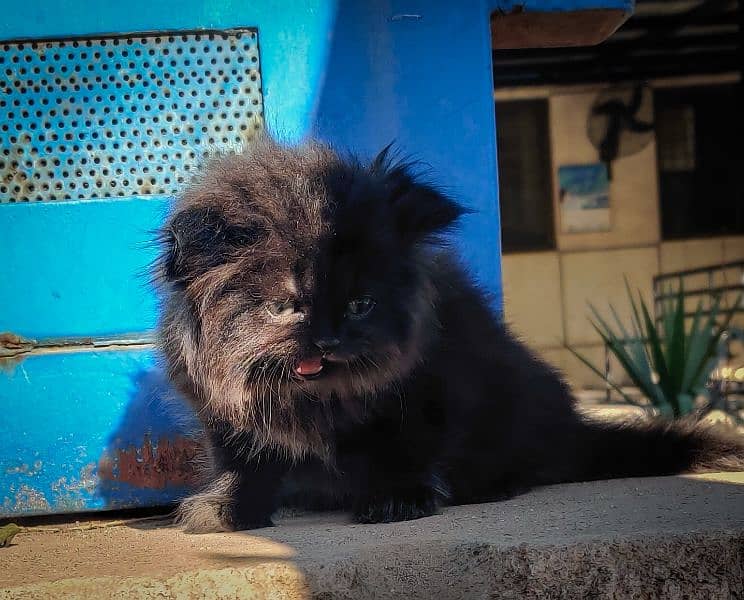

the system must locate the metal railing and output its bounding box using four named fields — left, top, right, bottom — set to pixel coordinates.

left=603, top=260, right=744, bottom=414
left=654, top=260, right=744, bottom=415
left=653, top=260, right=744, bottom=323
